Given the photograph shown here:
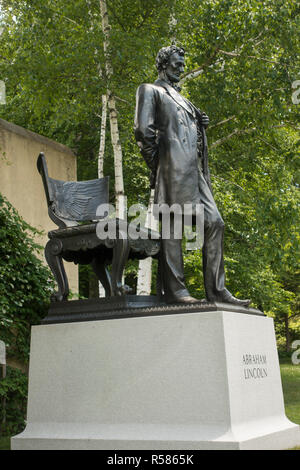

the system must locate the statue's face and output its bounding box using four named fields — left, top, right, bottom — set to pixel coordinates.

left=164, top=52, right=185, bottom=83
